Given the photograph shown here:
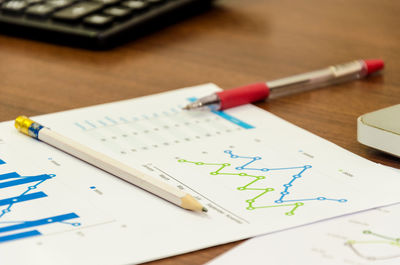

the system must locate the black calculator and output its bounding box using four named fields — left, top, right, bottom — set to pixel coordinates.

left=0, top=0, right=212, bottom=49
